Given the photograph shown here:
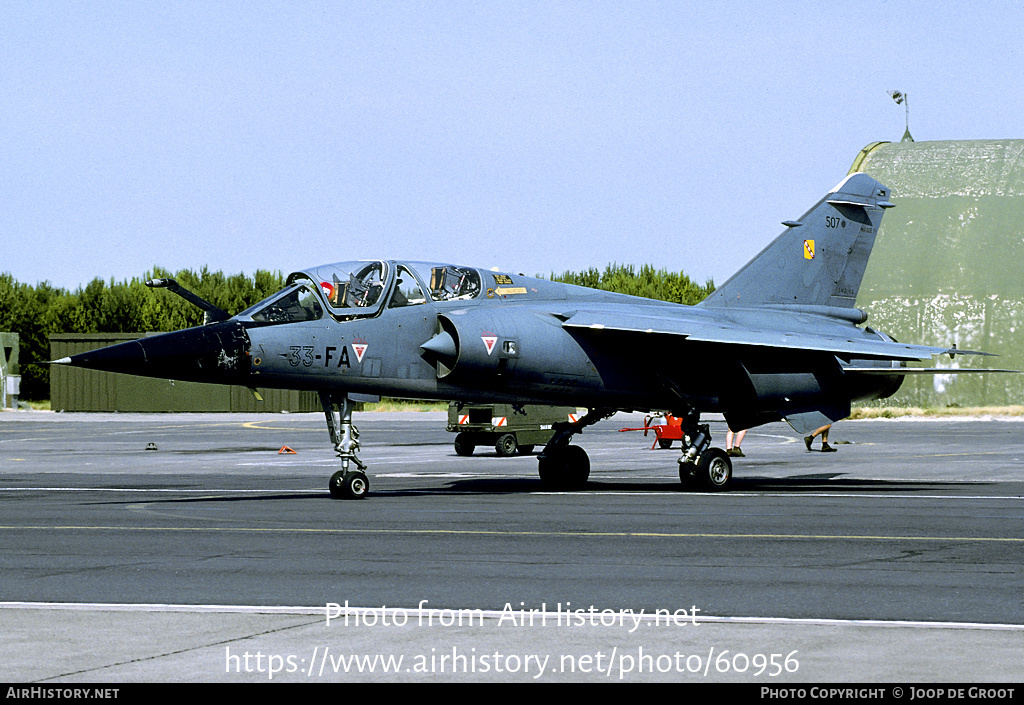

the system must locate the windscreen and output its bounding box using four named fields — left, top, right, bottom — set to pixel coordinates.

left=240, top=284, right=323, bottom=324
